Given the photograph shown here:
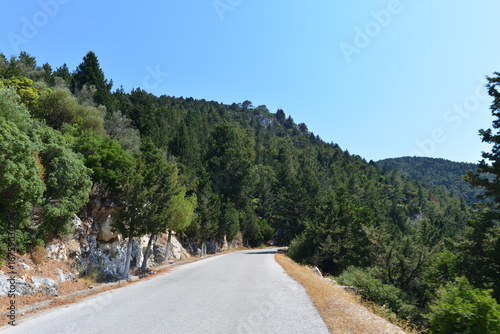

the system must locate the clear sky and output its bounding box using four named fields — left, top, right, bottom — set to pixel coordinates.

left=2, top=0, right=500, bottom=163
